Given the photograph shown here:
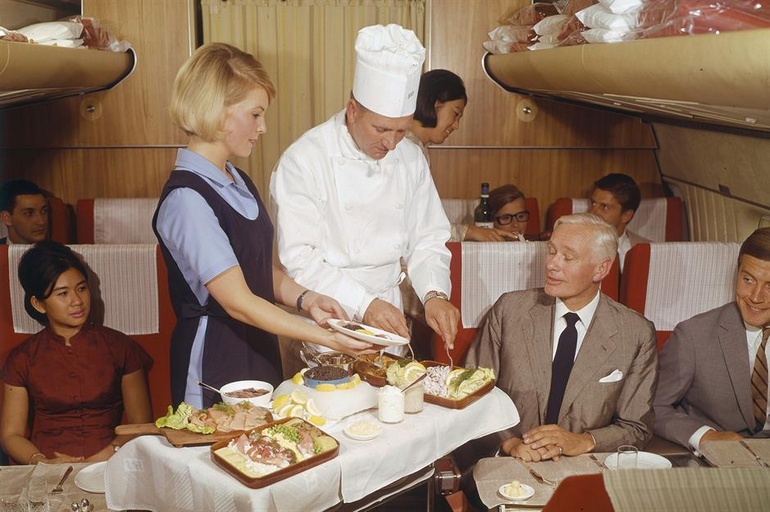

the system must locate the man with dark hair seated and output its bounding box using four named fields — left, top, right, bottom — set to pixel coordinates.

left=589, top=173, right=648, bottom=271
left=654, top=227, right=770, bottom=451
left=0, top=179, right=49, bottom=244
